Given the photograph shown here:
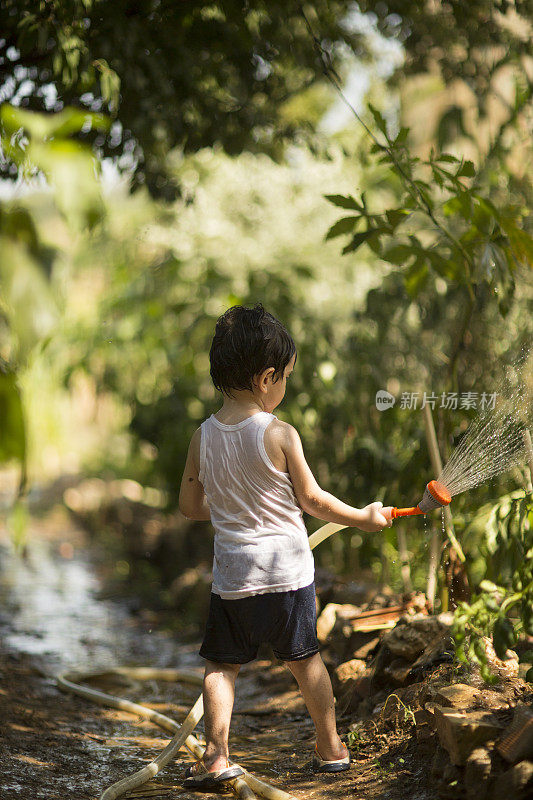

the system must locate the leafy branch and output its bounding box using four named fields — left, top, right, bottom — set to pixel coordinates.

left=452, top=495, right=533, bottom=684
left=301, top=7, right=533, bottom=314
